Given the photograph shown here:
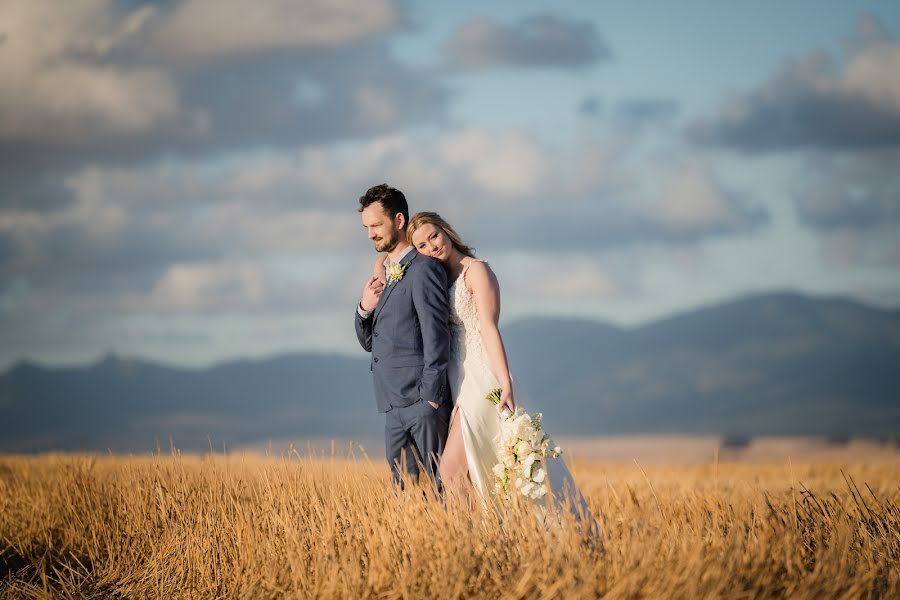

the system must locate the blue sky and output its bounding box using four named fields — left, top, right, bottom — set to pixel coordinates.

left=1, top=0, right=899, bottom=369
